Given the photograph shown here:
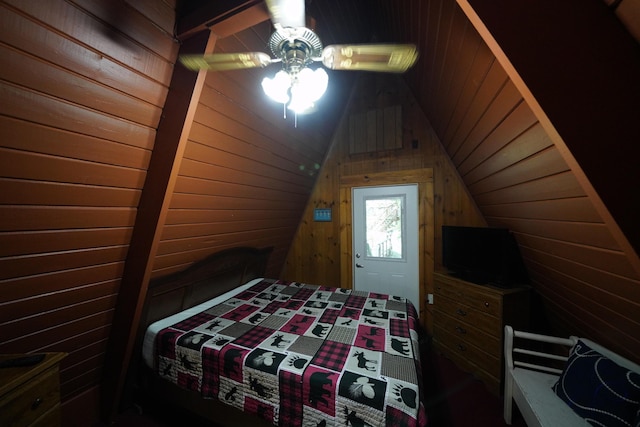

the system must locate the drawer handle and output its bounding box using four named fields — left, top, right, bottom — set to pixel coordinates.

left=457, top=344, right=467, bottom=352
left=484, top=301, right=490, bottom=308
left=456, top=308, right=467, bottom=316
left=455, top=326, right=467, bottom=334
left=31, top=397, right=43, bottom=411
